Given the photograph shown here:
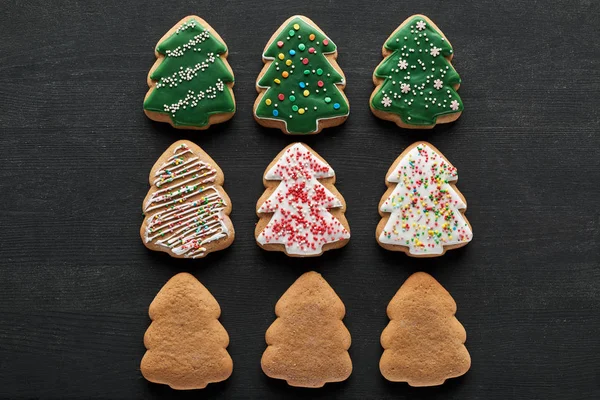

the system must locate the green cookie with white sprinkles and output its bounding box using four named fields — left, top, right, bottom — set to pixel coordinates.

left=144, top=16, right=235, bottom=130
left=370, top=15, right=463, bottom=129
